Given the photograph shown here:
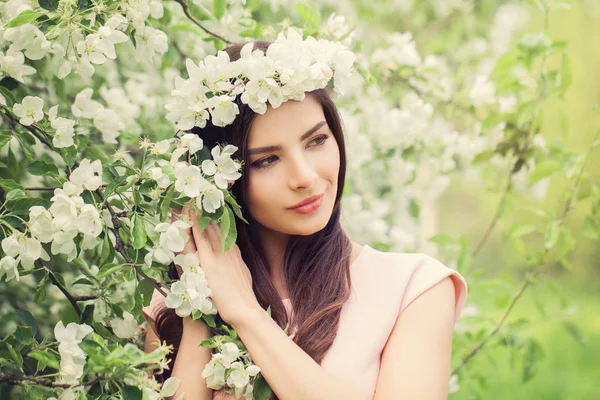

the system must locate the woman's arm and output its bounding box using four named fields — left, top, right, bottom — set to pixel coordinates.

left=230, top=308, right=370, bottom=400
left=143, top=317, right=214, bottom=399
